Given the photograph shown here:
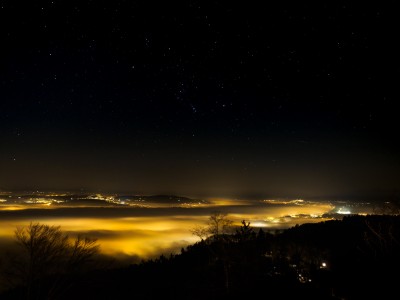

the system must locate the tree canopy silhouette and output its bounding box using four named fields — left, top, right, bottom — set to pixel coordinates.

left=190, top=211, right=233, bottom=242
left=1, top=222, right=99, bottom=300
